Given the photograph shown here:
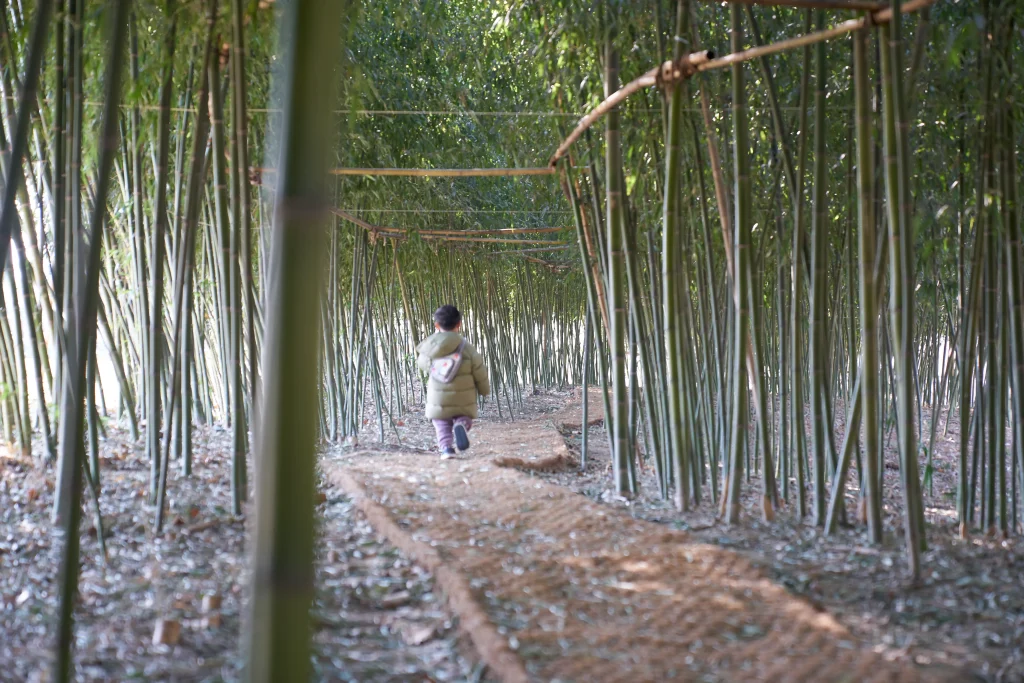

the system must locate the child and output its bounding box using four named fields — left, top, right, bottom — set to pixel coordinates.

left=416, top=305, right=490, bottom=457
